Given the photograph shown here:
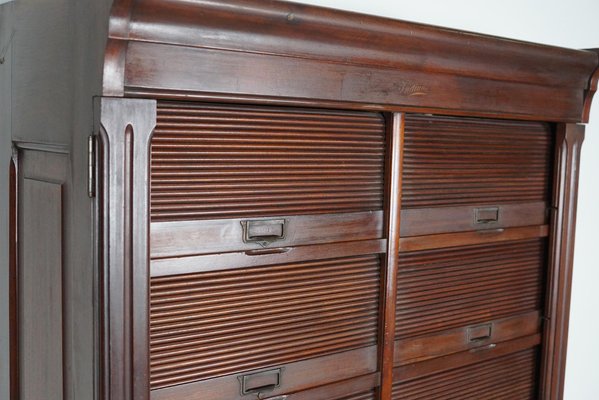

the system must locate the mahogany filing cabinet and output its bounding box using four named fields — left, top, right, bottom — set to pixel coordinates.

left=7, top=0, right=599, bottom=399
